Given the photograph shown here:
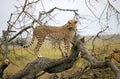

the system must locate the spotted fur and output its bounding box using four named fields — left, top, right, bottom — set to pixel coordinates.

left=21, top=19, right=77, bottom=57
left=111, top=52, right=120, bottom=63
left=106, top=49, right=120, bottom=63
